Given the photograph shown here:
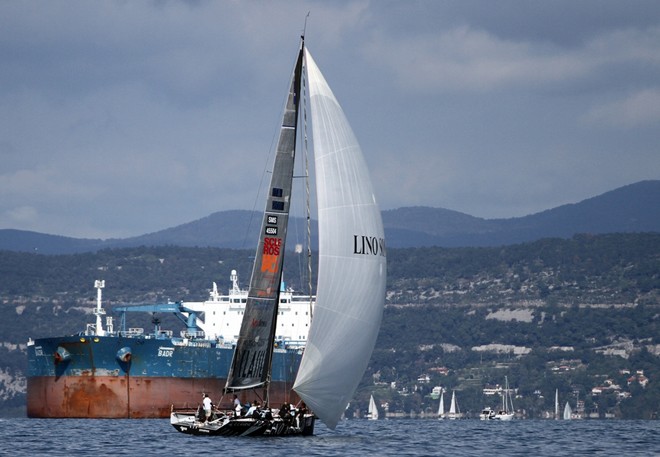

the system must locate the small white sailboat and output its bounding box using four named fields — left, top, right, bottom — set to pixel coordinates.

left=493, top=376, right=514, bottom=421
left=447, top=390, right=463, bottom=420
left=437, top=391, right=445, bottom=419
left=171, top=34, right=386, bottom=437
left=563, top=393, right=583, bottom=420
left=555, top=389, right=560, bottom=420
left=367, top=395, right=379, bottom=420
